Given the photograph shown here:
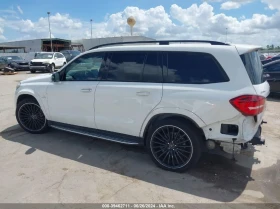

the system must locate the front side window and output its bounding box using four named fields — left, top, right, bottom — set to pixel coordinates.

left=107, top=52, right=146, bottom=82
left=63, top=52, right=105, bottom=81
left=165, top=52, right=229, bottom=84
